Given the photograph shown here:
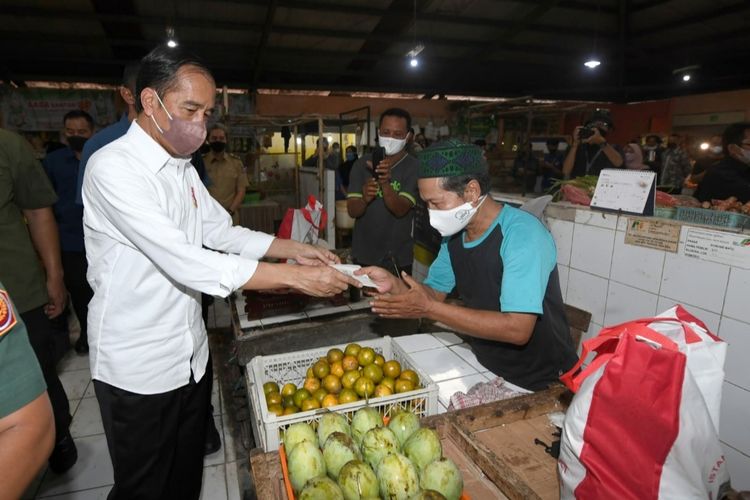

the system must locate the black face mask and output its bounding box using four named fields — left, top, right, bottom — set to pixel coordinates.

left=67, top=136, right=87, bottom=152
left=209, top=141, right=227, bottom=153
